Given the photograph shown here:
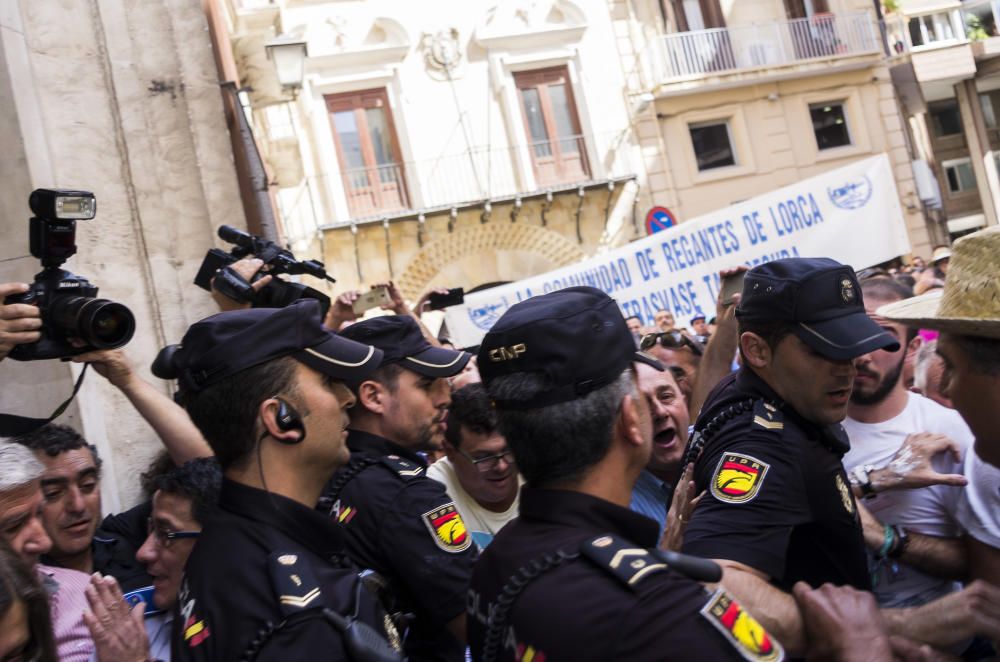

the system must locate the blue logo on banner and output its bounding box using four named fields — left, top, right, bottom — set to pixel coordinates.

left=828, top=176, right=872, bottom=210
left=469, top=300, right=508, bottom=331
